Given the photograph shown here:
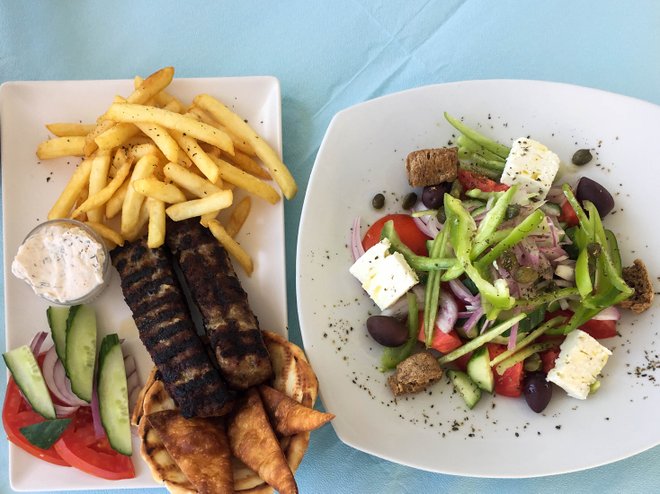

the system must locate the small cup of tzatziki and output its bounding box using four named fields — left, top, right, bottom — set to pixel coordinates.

left=12, top=219, right=111, bottom=305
